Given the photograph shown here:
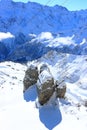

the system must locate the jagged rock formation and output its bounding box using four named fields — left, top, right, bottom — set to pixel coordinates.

left=37, top=64, right=55, bottom=105
left=55, top=80, right=66, bottom=98
left=23, top=63, right=66, bottom=105
left=23, top=64, right=38, bottom=92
